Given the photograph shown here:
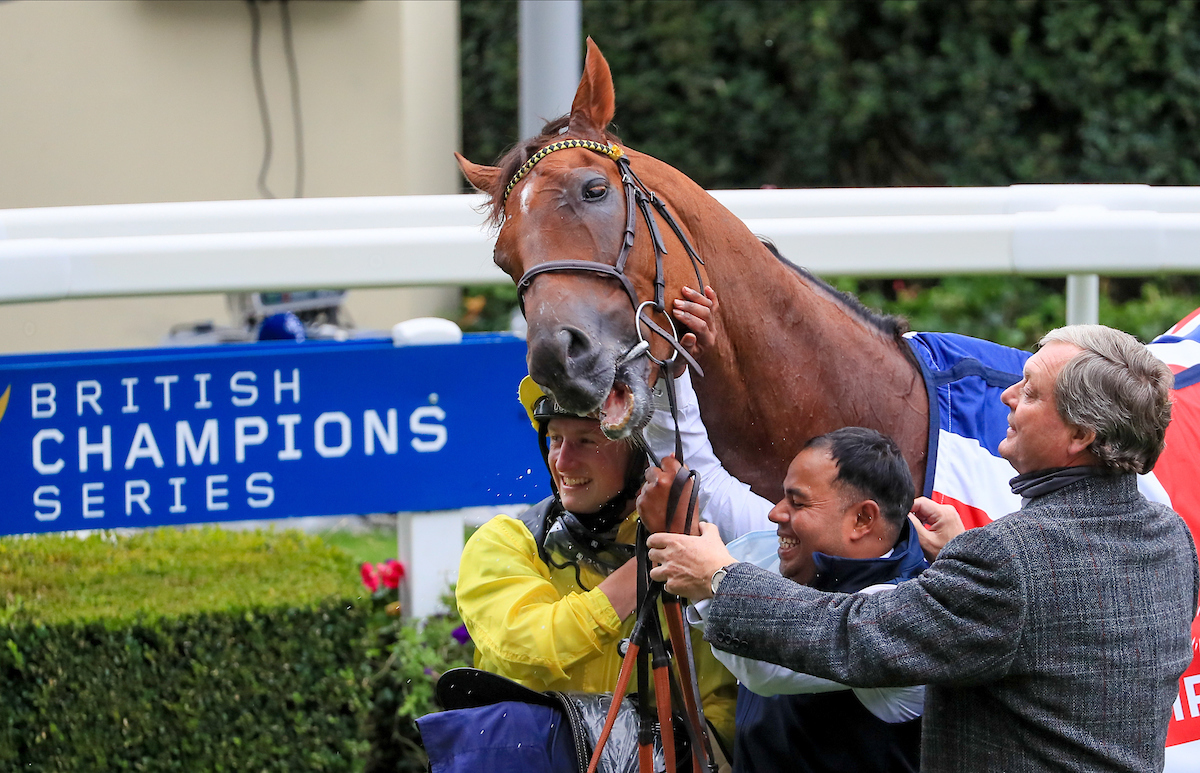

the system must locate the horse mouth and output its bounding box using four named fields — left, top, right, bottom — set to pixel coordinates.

left=600, top=381, right=636, bottom=437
